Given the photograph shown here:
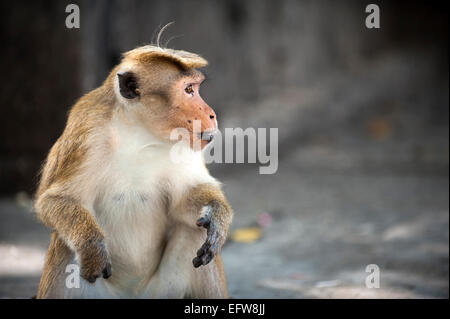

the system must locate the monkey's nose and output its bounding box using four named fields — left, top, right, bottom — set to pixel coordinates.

left=209, top=112, right=217, bottom=128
